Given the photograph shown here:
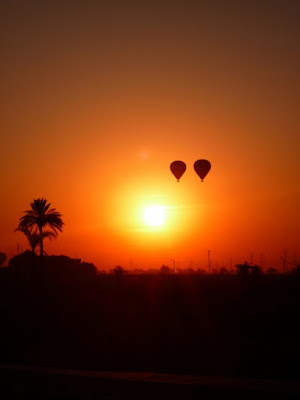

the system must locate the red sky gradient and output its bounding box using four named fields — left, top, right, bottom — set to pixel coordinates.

left=1, top=1, right=299, bottom=271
